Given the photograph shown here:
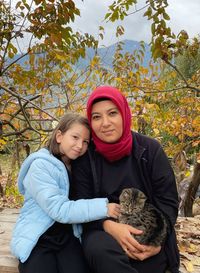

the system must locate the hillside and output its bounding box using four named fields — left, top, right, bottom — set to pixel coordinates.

left=78, top=39, right=151, bottom=69
left=6, top=40, right=151, bottom=70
